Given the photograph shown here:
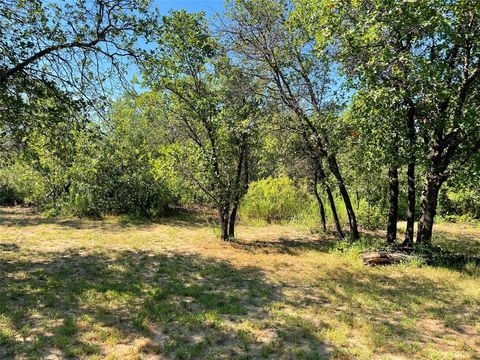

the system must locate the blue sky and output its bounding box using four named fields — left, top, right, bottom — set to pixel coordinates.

left=122, top=1, right=226, bottom=90
left=154, top=0, right=226, bottom=15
